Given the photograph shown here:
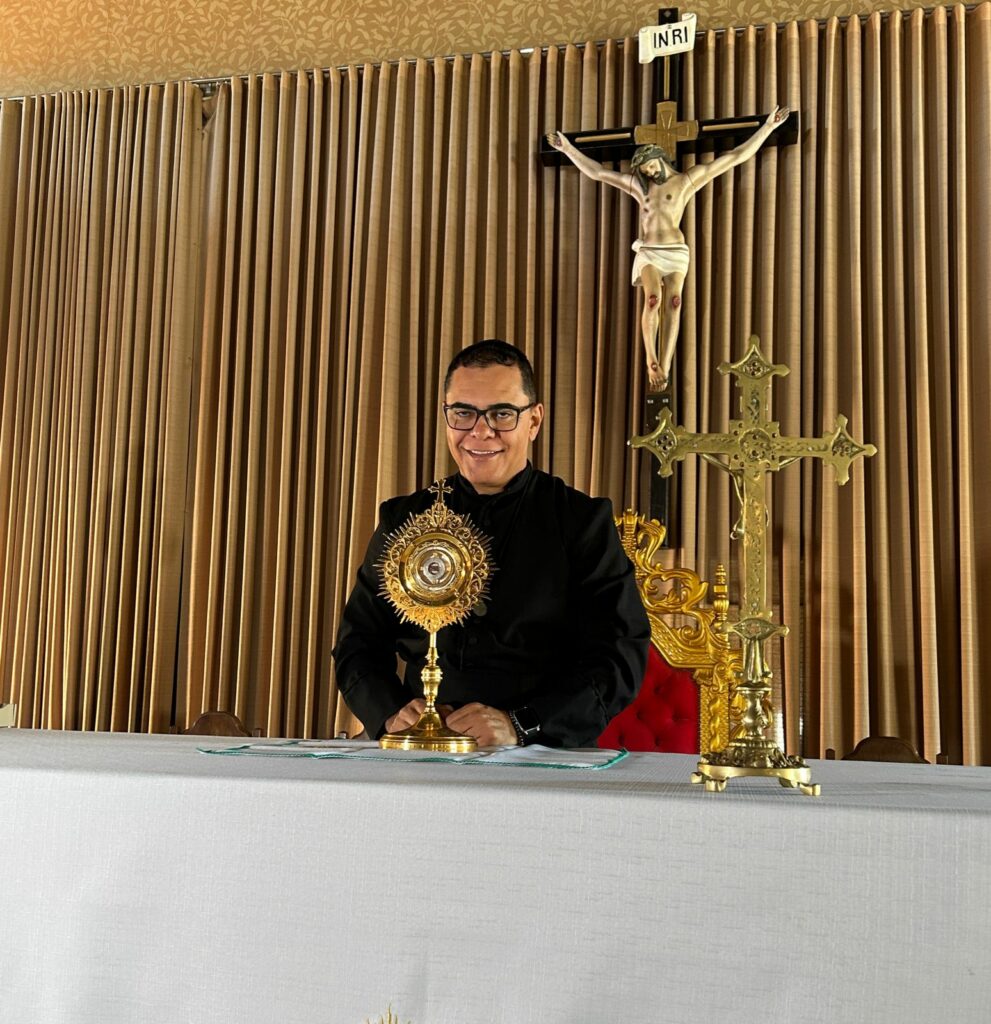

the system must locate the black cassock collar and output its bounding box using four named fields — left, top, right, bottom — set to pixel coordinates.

left=451, top=462, right=533, bottom=510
